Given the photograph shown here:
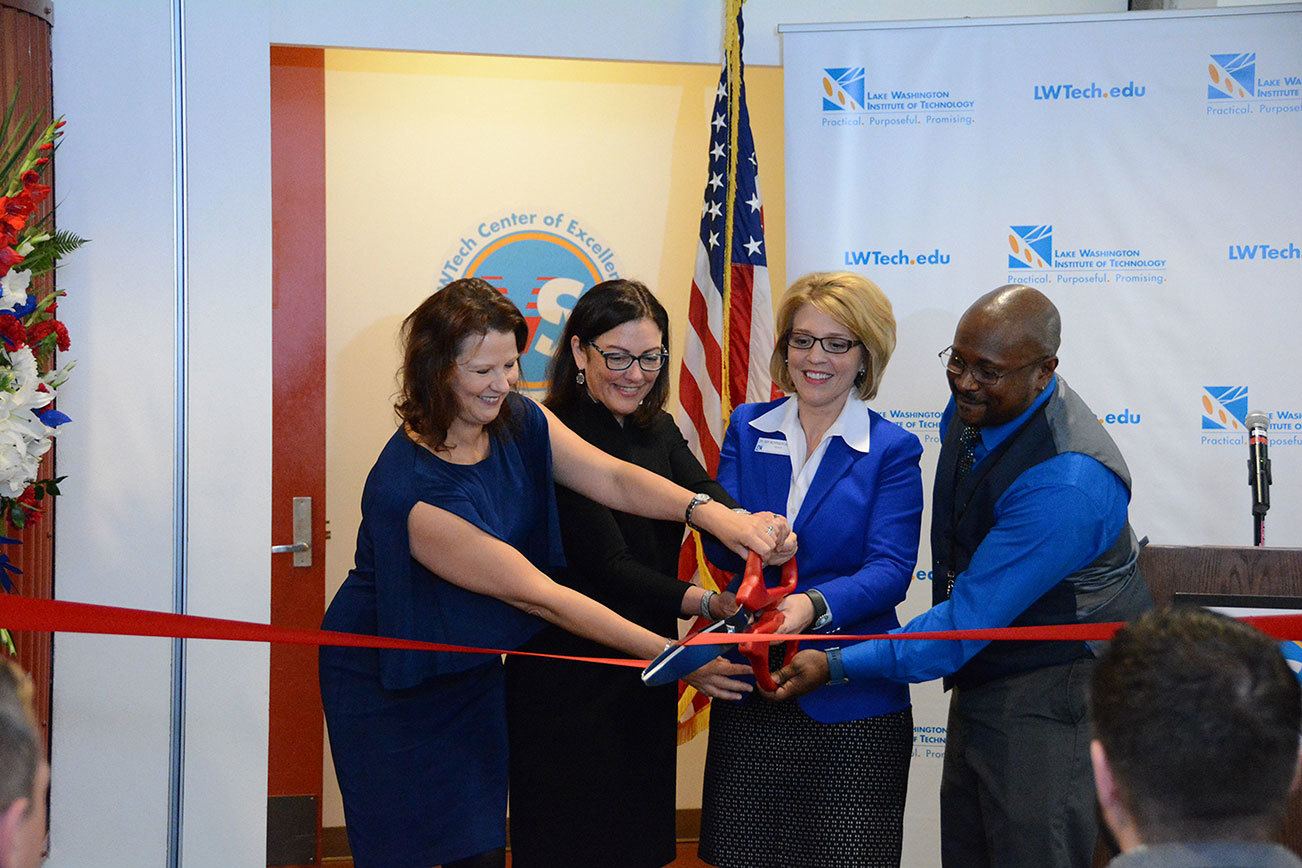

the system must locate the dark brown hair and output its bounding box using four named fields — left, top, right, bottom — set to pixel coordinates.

left=1092, top=607, right=1302, bottom=843
left=395, top=277, right=528, bottom=451
left=544, top=279, right=670, bottom=428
